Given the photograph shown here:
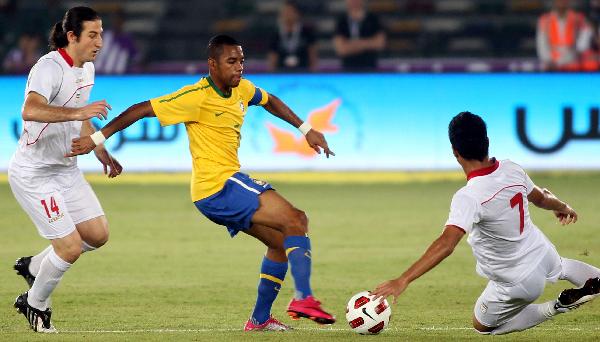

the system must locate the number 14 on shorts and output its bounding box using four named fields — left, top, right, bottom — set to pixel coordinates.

left=41, top=196, right=62, bottom=221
